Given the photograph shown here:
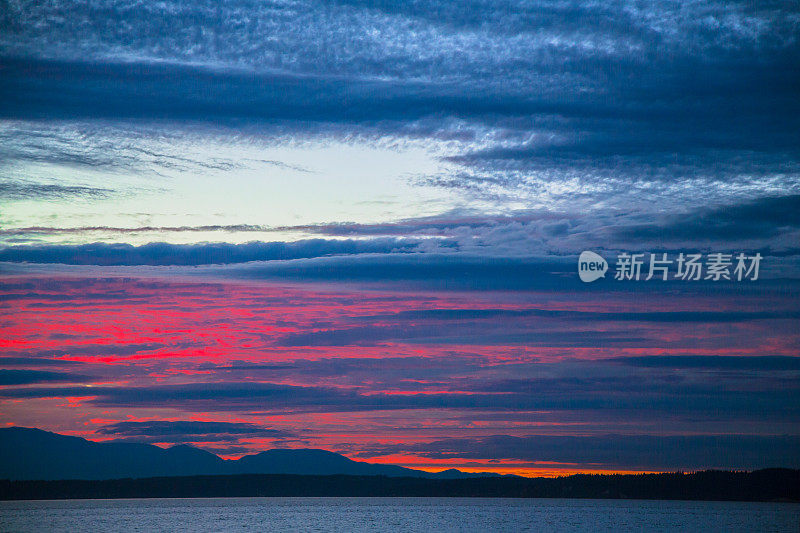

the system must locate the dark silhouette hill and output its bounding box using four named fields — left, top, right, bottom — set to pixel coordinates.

left=2, top=428, right=798, bottom=502
left=232, top=448, right=422, bottom=477
left=0, top=427, right=226, bottom=480
left=0, top=427, right=500, bottom=480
